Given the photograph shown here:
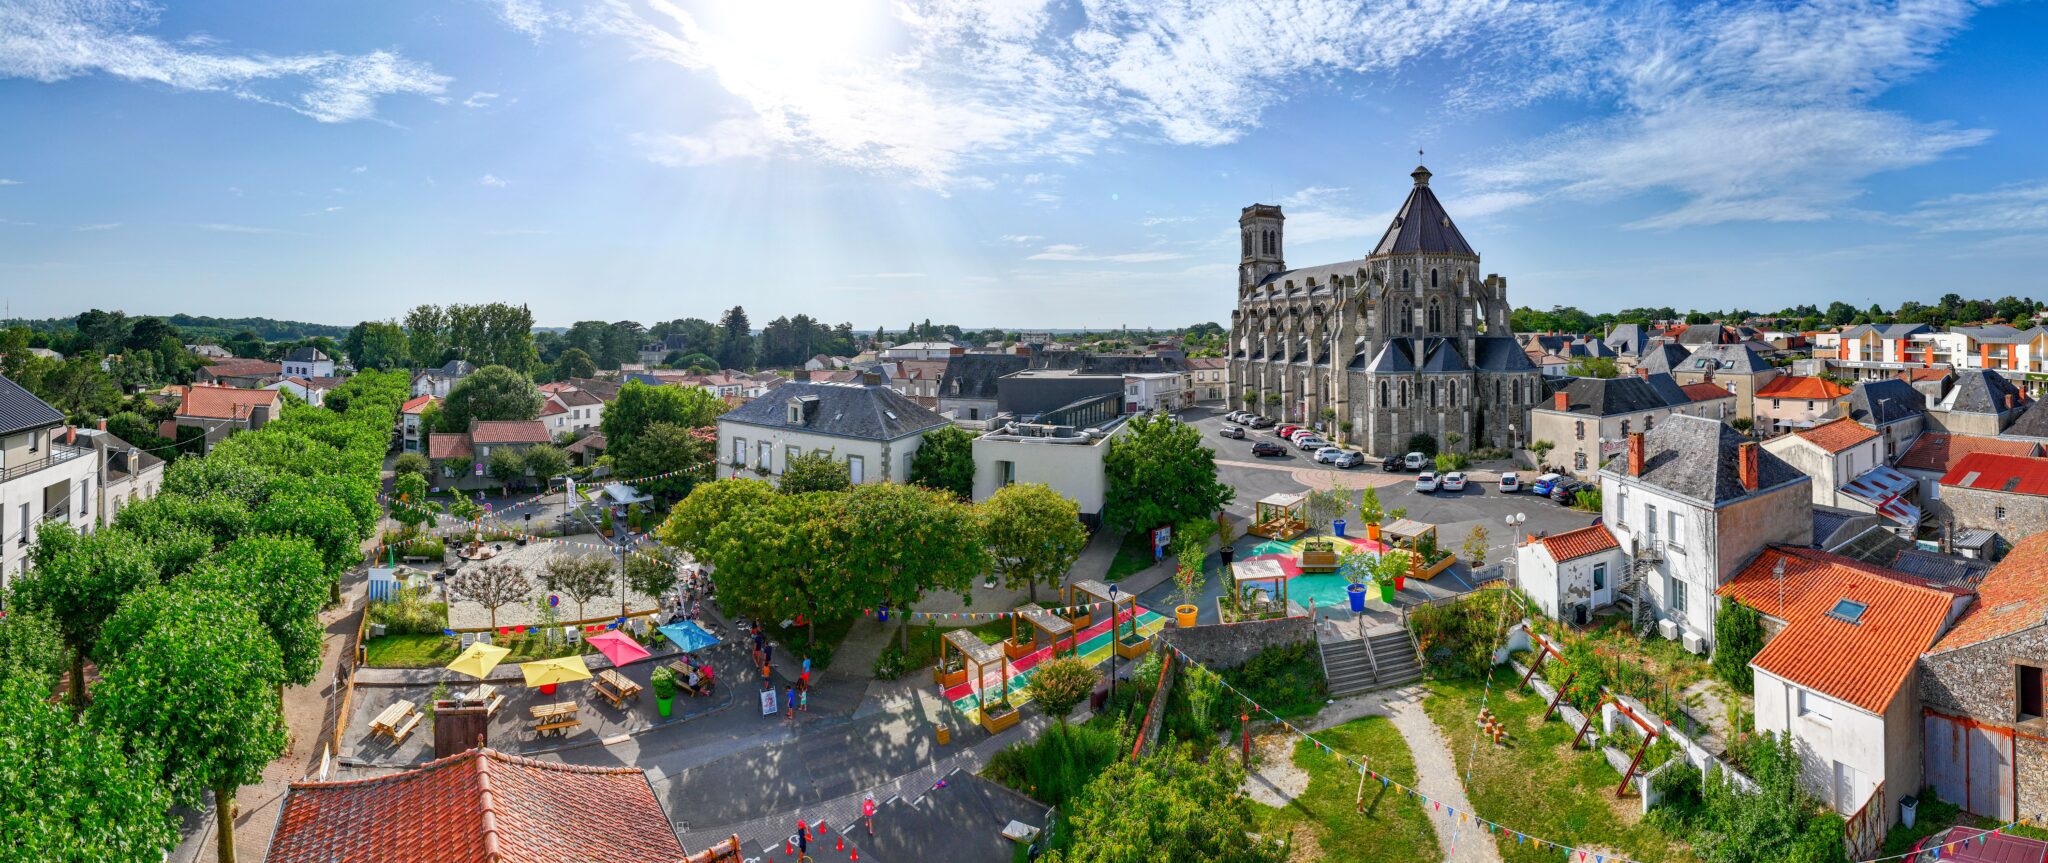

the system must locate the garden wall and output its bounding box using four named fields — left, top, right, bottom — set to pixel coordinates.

left=1158, top=615, right=1313, bottom=671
